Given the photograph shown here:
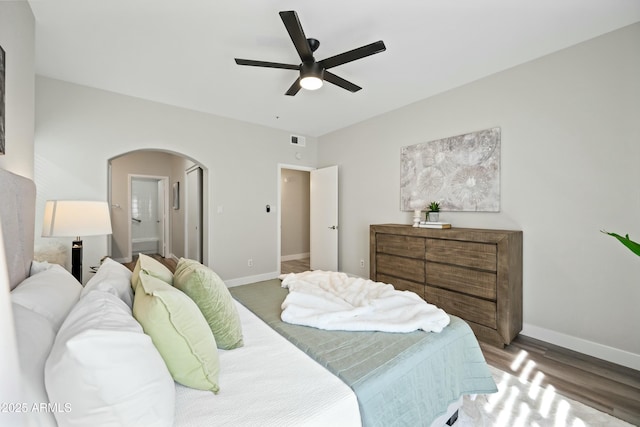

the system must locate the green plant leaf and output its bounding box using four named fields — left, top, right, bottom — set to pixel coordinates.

left=601, top=230, right=640, bottom=257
